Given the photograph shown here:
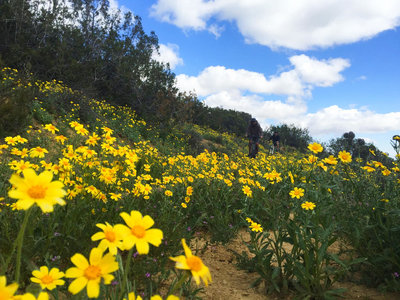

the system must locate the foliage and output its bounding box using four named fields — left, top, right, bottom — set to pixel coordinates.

left=264, top=124, right=313, bottom=152
left=1, top=69, right=400, bottom=299
left=0, top=68, right=35, bottom=136
left=327, top=131, right=393, bottom=166
left=0, top=0, right=252, bottom=138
